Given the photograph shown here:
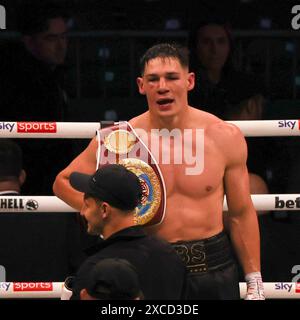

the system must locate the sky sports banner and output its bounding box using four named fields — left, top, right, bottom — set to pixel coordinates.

left=0, top=282, right=300, bottom=299
left=0, top=122, right=57, bottom=134
left=0, top=122, right=101, bottom=138
left=1, top=120, right=300, bottom=139
left=1, top=195, right=300, bottom=213
left=0, top=282, right=61, bottom=298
